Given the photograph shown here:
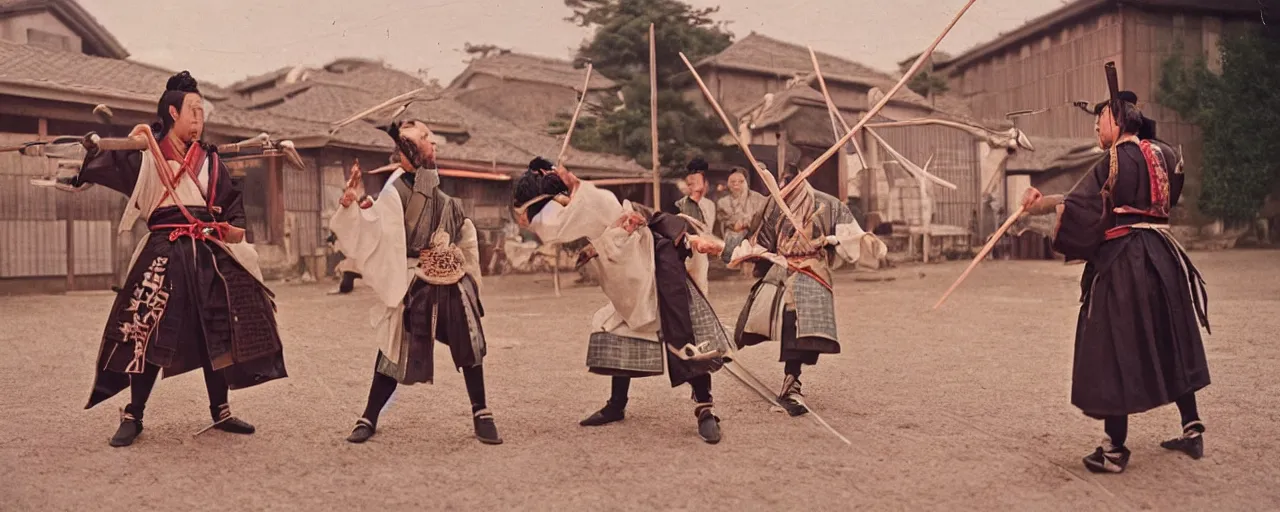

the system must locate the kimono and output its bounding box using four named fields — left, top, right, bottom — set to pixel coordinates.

left=77, top=139, right=287, bottom=409
left=1052, top=139, right=1210, bottom=419
left=674, top=195, right=716, bottom=294
left=529, top=183, right=730, bottom=386
left=721, top=182, right=886, bottom=363
left=330, top=167, right=485, bottom=385
left=716, top=189, right=767, bottom=239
